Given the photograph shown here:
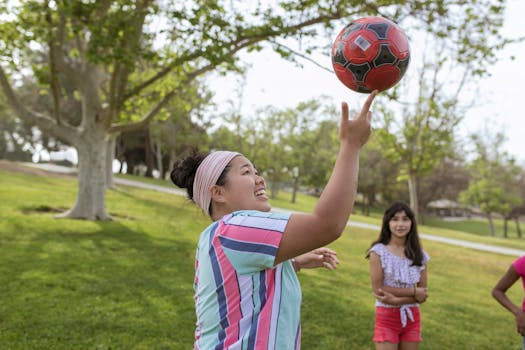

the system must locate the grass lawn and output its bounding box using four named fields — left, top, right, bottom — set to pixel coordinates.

left=0, top=166, right=523, bottom=349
